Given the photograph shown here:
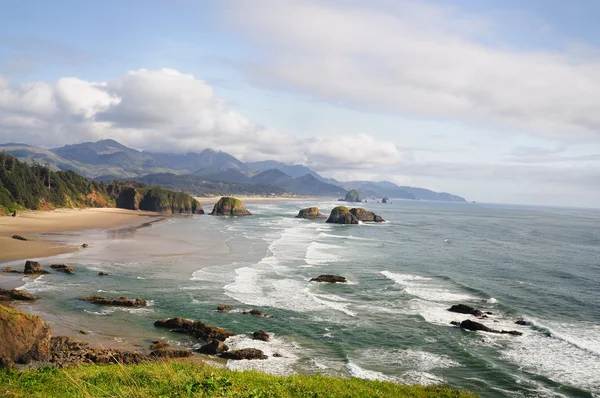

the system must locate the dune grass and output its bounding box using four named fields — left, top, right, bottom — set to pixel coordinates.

left=0, top=360, right=476, bottom=398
